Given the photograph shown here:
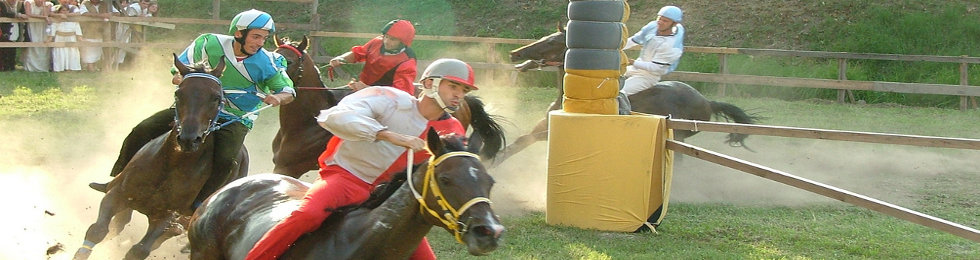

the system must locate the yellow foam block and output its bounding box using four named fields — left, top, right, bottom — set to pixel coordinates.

left=565, top=68, right=621, bottom=79
left=563, top=73, right=620, bottom=100
left=623, top=1, right=631, bottom=23
left=561, top=97, right=618, bottom=115
left=546, top=111, right=674, bottom=232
